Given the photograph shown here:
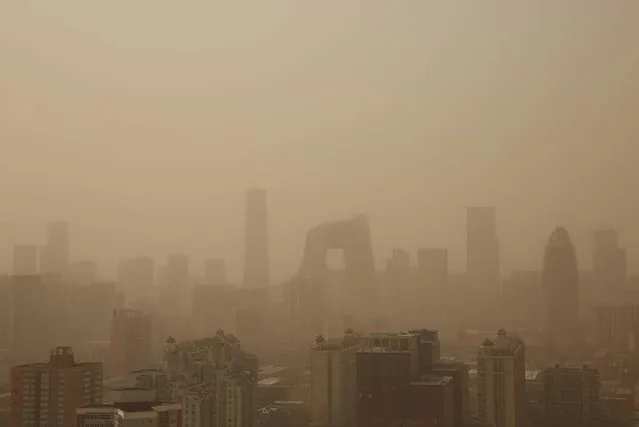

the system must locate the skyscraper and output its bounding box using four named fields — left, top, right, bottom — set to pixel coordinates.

left=543, top=227, right=580, bottom=359
left=310, top=335, right=358, bottom=427
left=12, top=245, right=39, bottom=275
left=466, top=207, right=500, bottom=295
left=40, top=220, right=70, bottom=277
left=244, top=188, right=270, bottom=288
left=593, top=229, right=626, bottom=291
left=477, top=329, right=526, bottom=427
